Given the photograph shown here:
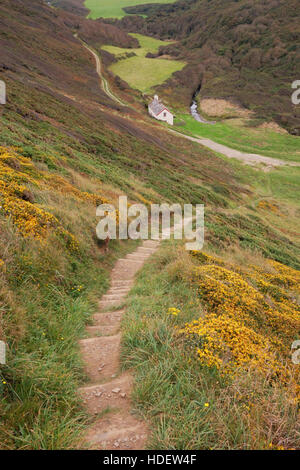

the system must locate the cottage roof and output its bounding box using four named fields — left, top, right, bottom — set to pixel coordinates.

left=149, top=97, right=170, bottom=116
